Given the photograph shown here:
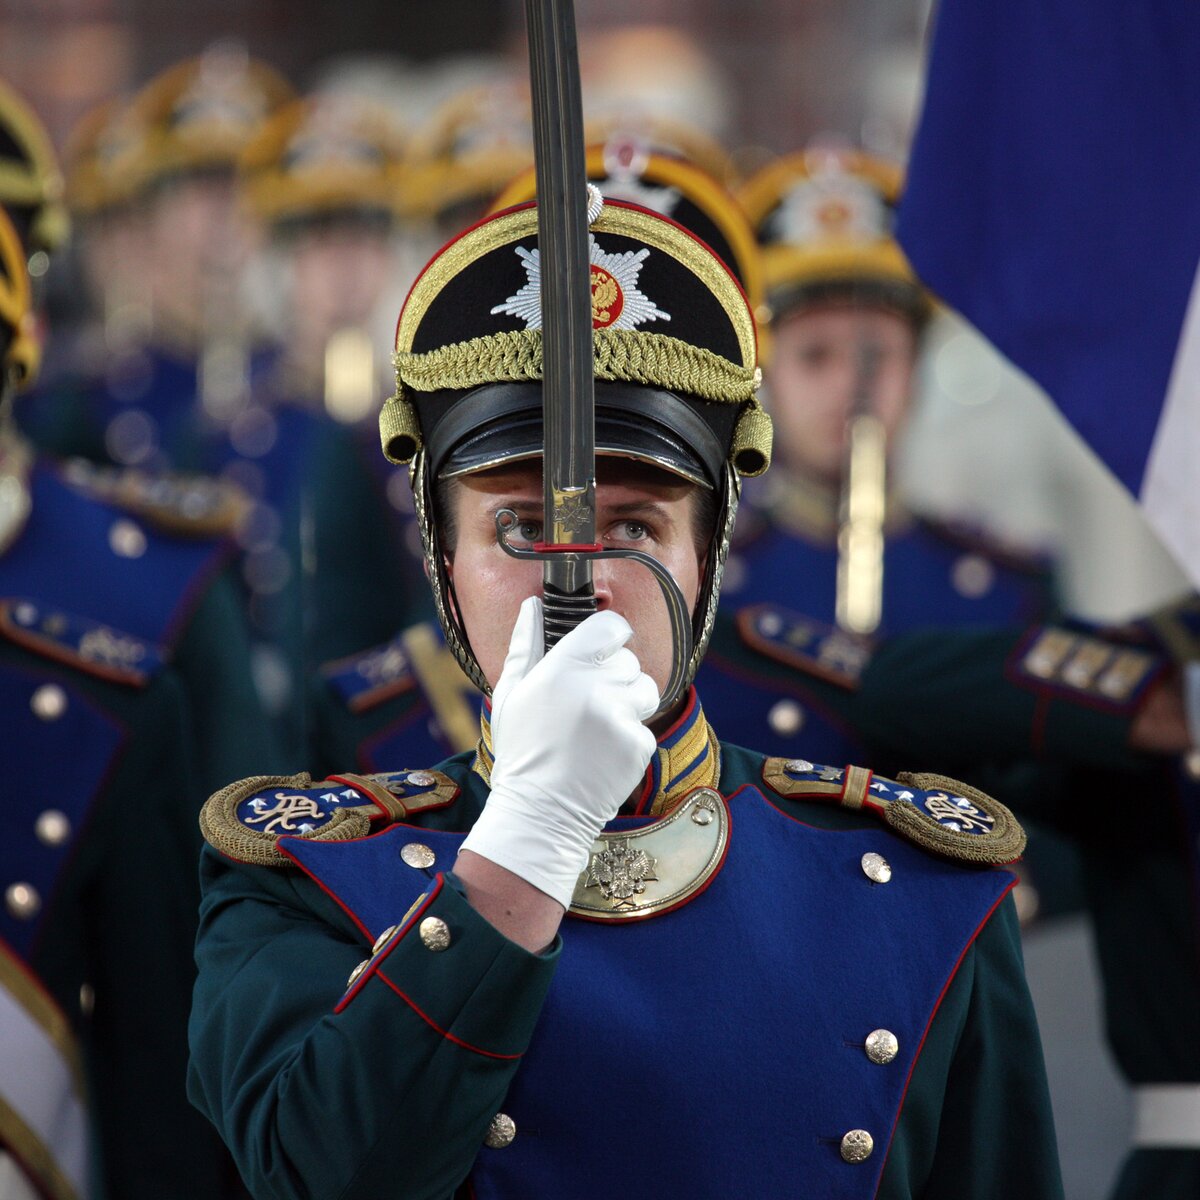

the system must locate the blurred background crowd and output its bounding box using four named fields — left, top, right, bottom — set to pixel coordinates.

left=0, top=2, right=1194, bottom=1198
